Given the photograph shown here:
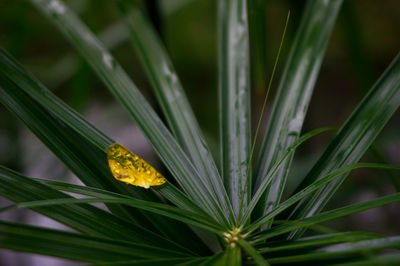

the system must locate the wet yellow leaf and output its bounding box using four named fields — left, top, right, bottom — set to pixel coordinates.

left=106, top=143, right=166, bottom=189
